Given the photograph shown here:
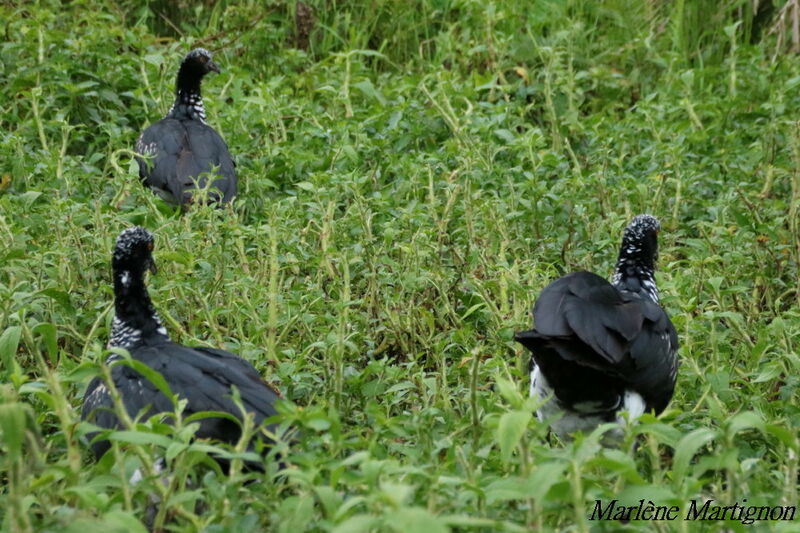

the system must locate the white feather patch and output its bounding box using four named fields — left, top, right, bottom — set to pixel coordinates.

left=530, top=364, right=646, bottom=444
